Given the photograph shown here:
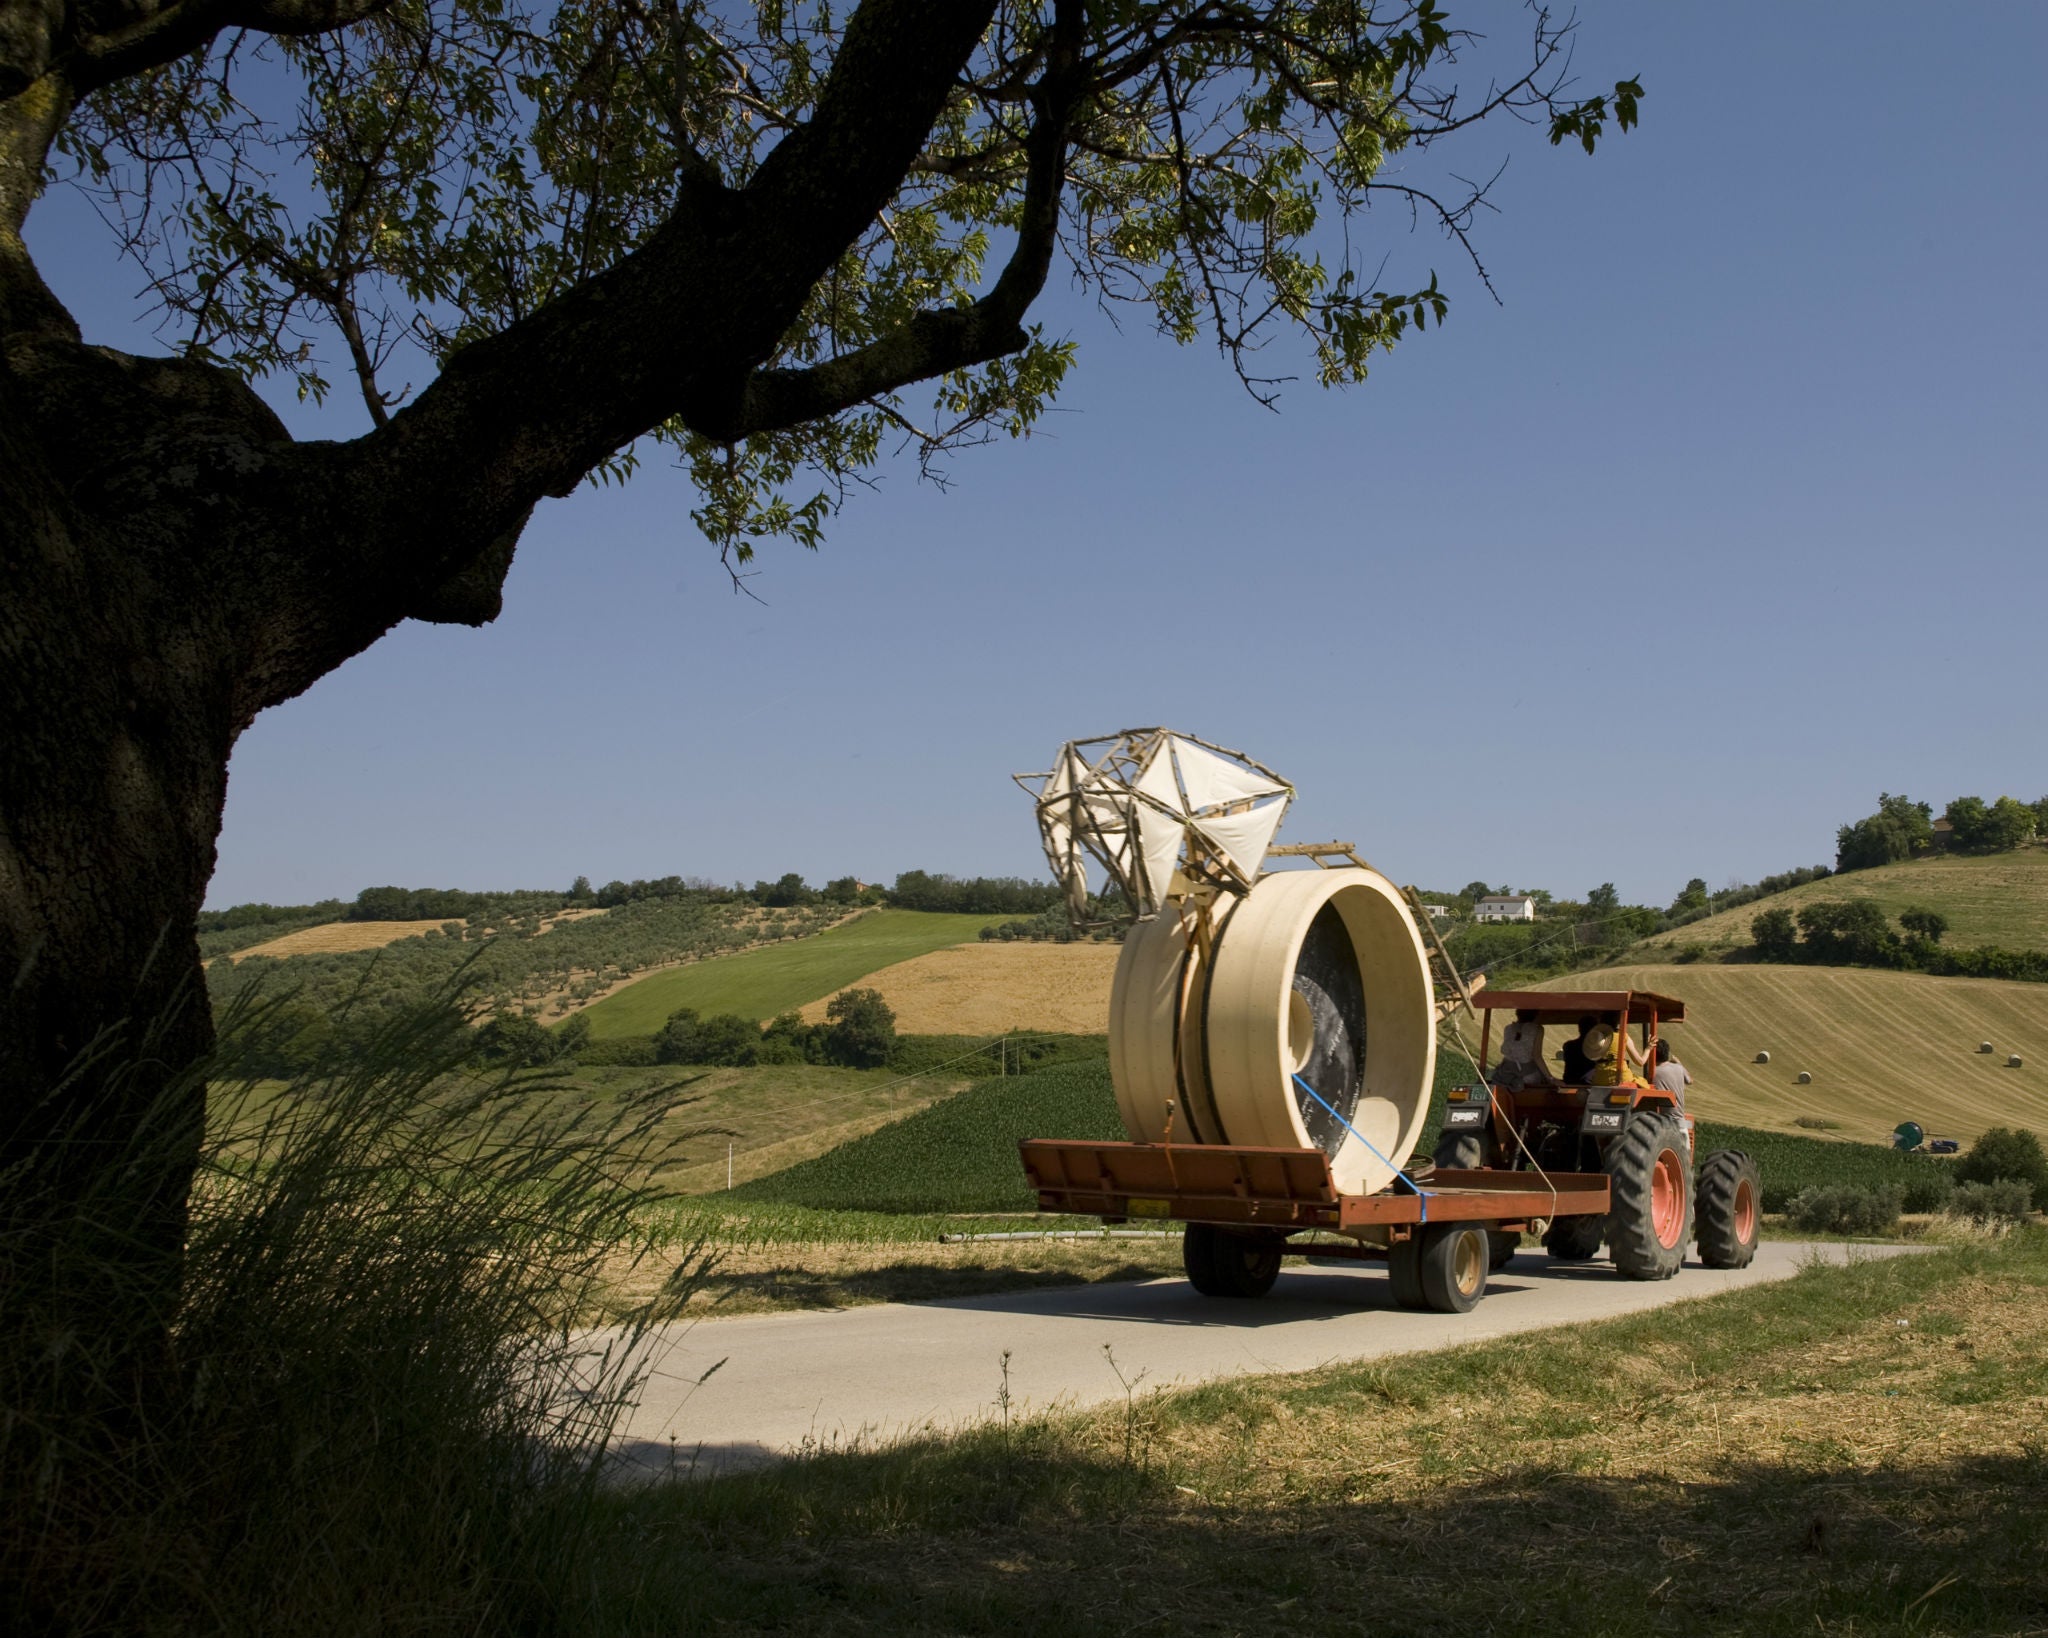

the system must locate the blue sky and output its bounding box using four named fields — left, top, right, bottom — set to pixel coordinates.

left=30, top=3, right=2047, bottom=910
